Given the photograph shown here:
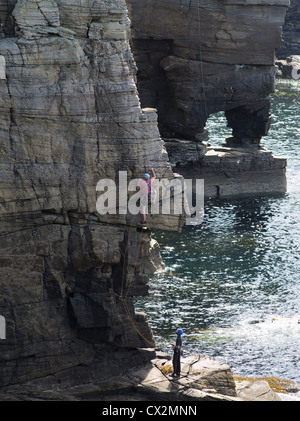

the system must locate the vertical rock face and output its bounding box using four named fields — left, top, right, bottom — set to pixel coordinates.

left=0, top=0, right=289, bottom=391
left=0, top=0, right=183, bottom=388
left=277, top=0, right=300, bottom=59
left=127, top=0, right=290, bottom=146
